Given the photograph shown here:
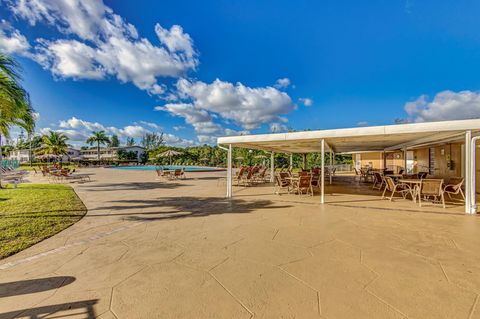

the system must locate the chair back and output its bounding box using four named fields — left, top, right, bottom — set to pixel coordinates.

left=446, top=177, right=464, bottom=192
left=236, top=167, right=246, bottom=179
left=298, top=175, right=312, bottom=188
left=398, top=169, right=405, bottom=175
left=174, top=169, right=182, bottom=176
left=311, top=174, right=320, bottom=186
left=384, top=176, right=395, bottom=192
left=420, top=179, right=443, bottom=196
left=374, top=172, right=383, bottom=182
left=418, top=172, right=428, bottom=179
